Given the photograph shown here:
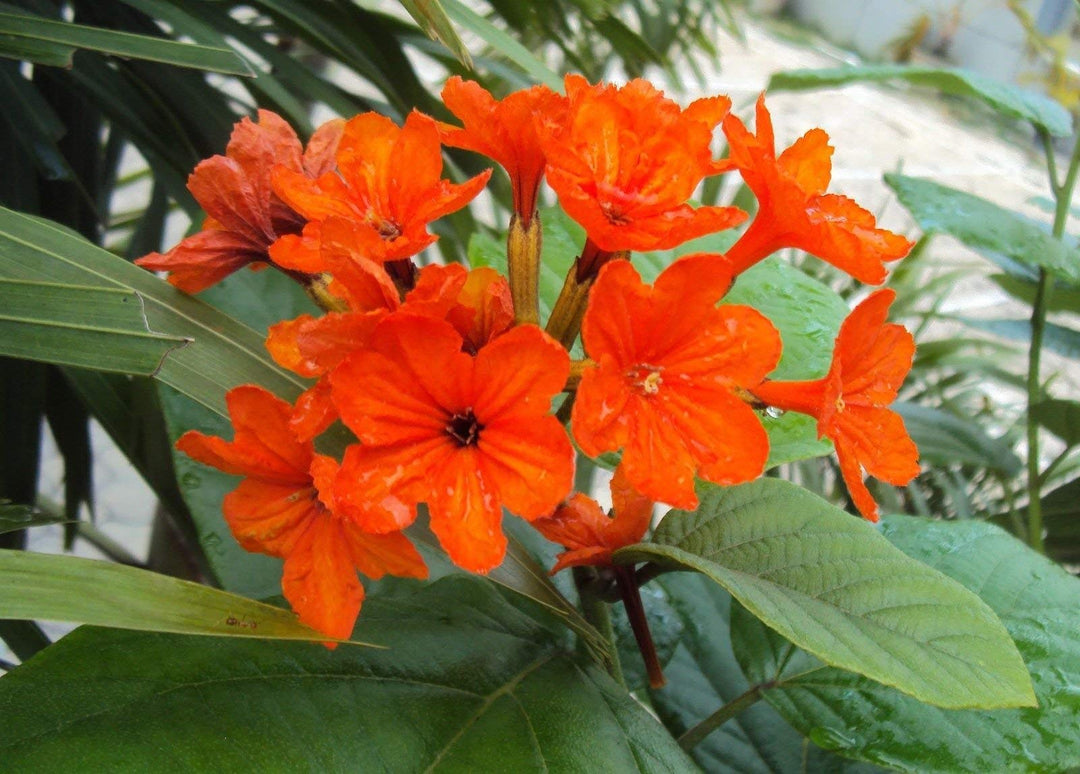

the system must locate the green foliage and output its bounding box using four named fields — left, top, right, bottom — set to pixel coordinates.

left=885, top=173, right=1080, bottom=285
left=617, top=480, right=1034, bottom=710
left=769, top=64, right=1074, bottom=136
left=733, top=516, right=1080, bottom=772
left=0, top=279, right=189, bottom=375
left=0, top=549, right=348, bottom=643
left=0, top=577, right=693, bottom=771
